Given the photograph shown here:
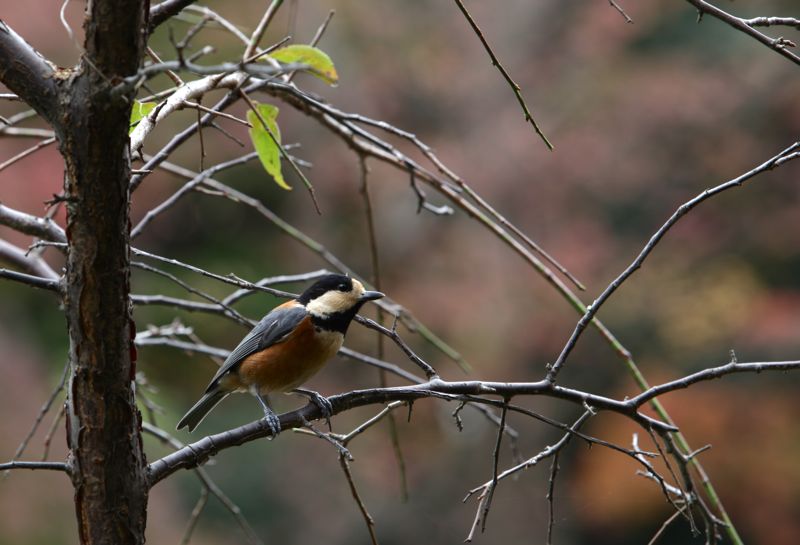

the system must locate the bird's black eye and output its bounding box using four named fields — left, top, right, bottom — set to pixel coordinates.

left=338, top=282, right=350, bottom=292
